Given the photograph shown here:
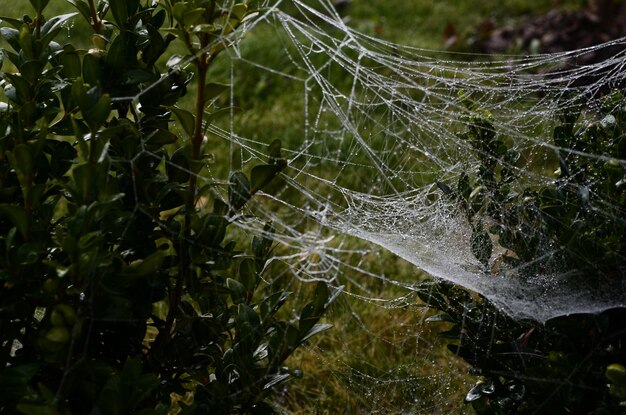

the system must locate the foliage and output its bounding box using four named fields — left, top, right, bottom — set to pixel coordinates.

left=0, top=1, right=333, bottom=414
left=430, top=91, right=626, bottom=413
left=421, top=282, right=626, bottom=414
left=438, top=90, right=625, bottom=281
